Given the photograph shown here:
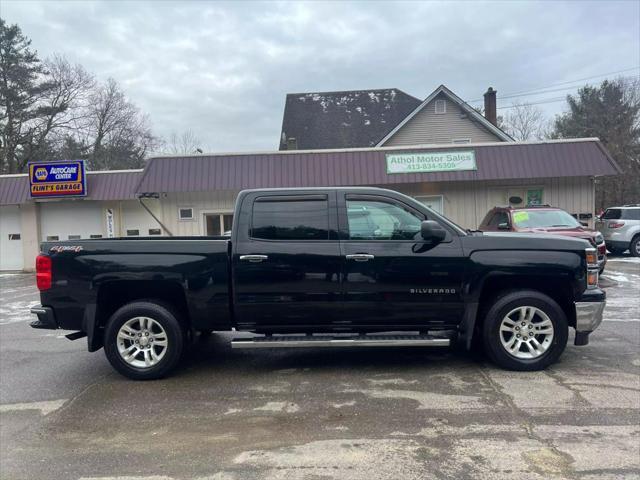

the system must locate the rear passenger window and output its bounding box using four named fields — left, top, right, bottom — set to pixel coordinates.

left=252, top=197, right=329, bottom=240
left=622, top=209, right=640, bottom=220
